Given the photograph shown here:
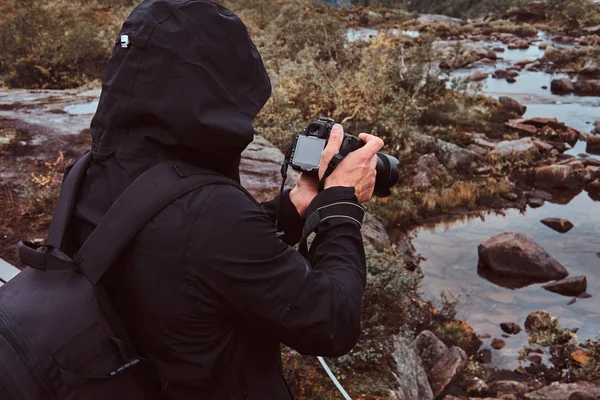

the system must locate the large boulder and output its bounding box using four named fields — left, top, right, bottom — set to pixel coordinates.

left=550, top=78, right=575, bottom=94
left=499, top=96, right=527, bottom=116
left=535, top=164, right=589, bottom=189
left=478, top=233, right=569, bottom=287
left=392, top=336, right=434, bottom=400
